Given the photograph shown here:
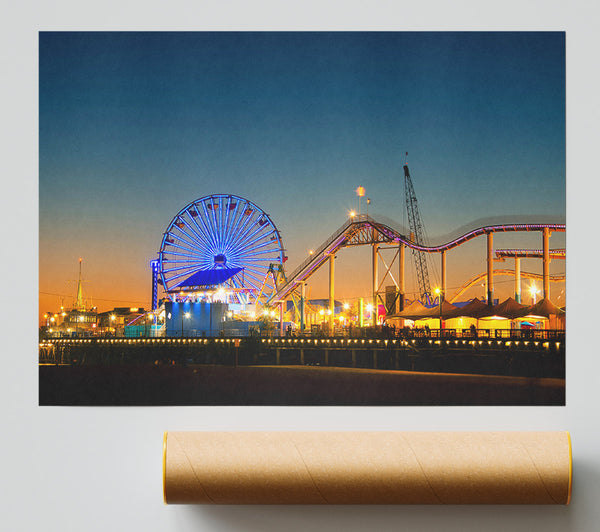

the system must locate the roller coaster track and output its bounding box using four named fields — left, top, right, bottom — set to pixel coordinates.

left=448, top=269, right=566, bottom=303
left=267, top=215, right=565, bottom=304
